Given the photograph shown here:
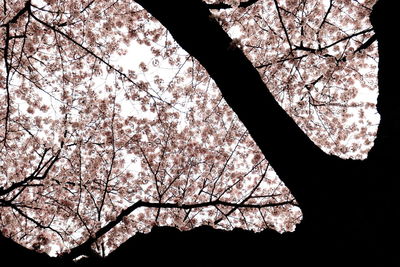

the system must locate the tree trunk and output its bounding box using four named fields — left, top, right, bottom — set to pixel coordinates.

left=133, top=0, right=397, bottom=264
